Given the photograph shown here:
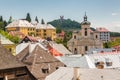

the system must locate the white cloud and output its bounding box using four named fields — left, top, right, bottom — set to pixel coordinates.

left=105, top=21, right=120, bottom=32
left=112, top=13, right=118, bottom=16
